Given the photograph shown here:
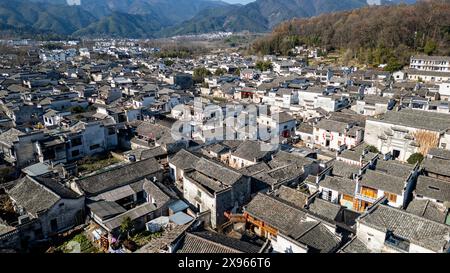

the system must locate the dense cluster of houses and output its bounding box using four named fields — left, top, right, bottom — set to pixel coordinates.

left=0, top=40, right=449, bottom=253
